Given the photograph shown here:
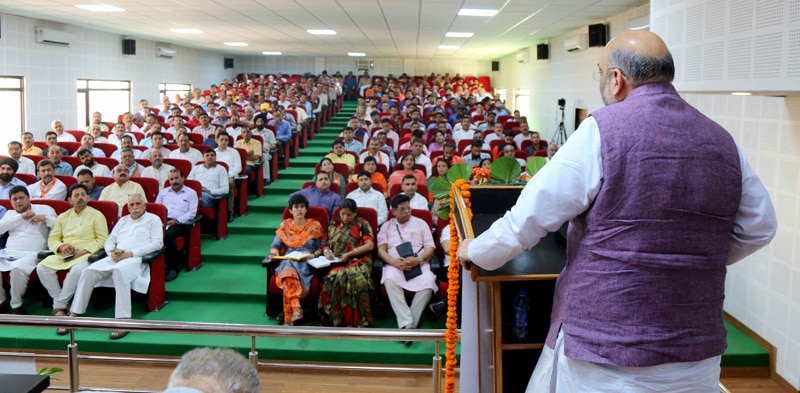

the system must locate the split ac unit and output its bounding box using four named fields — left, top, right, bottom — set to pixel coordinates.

left=156, top=46, right=177, bottom=58
left=34, top=26, right=75, bottom=47
left=564, top=34, right=589, bottom=52
left=516, top=48, right=530, bottom=64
